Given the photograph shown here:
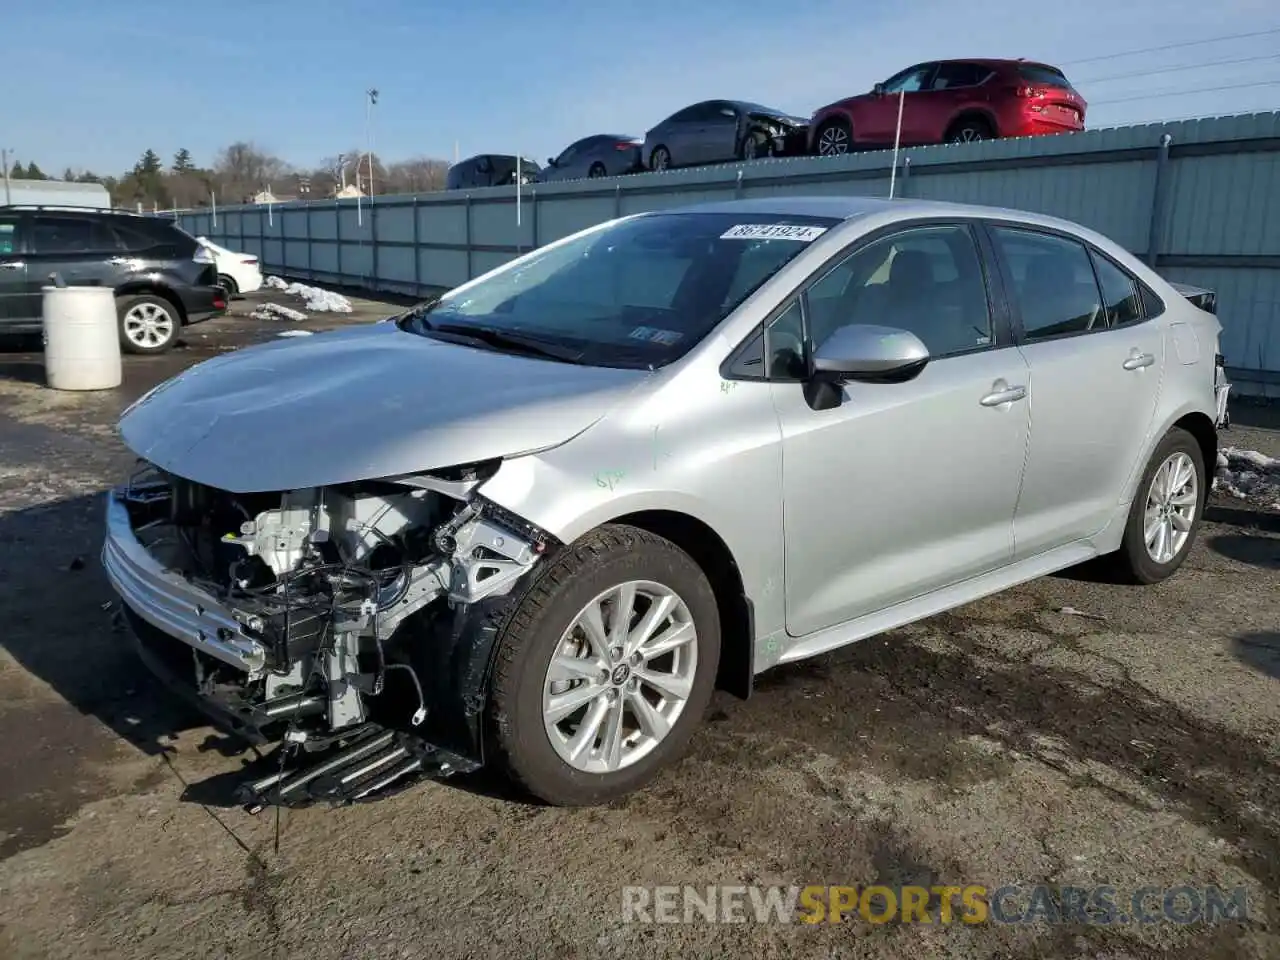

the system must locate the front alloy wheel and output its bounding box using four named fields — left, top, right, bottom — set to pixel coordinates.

left=542, top=580, right=698, bottom=774
left=816, top=123, right=850, bottom=156
left=488, top=524, right=720, bottom=805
